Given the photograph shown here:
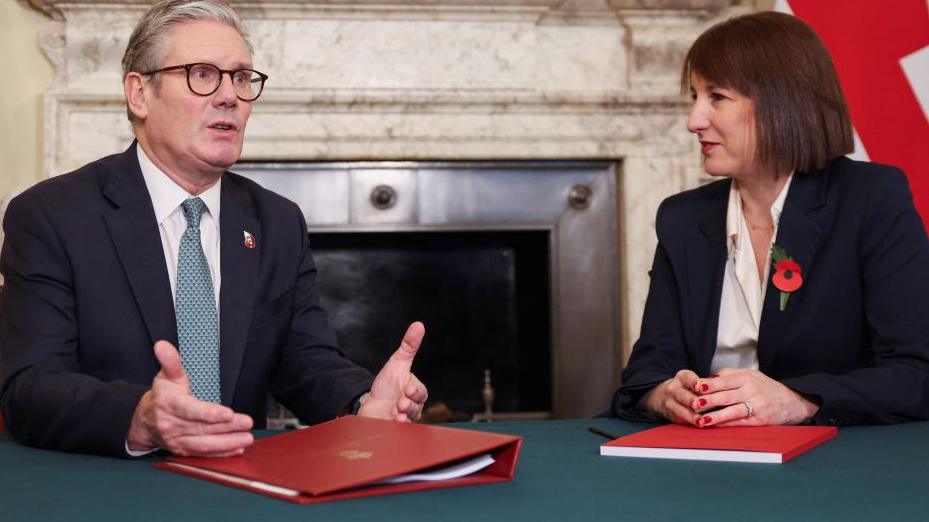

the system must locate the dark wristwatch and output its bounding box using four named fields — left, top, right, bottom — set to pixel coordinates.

left=349, top=391, right=371, bottom=415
